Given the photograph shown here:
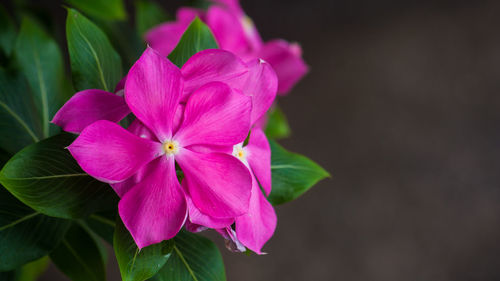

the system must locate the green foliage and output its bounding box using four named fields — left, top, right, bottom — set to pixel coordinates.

left=66, top=0, right=127, bottom=21
left=14, top=16, right=67, bottom=137
left=16, top=256, right=51, bottom=281
left=114, top=218, right=174, bottom=281
left=0, top=5, right=16, bottom=57
left=265, top=106, right=291, bottom=139
left=153, top=231, right=226, bottom=281
left=0, top=186, right=69, bottom=271
left=0, top=133, right=118, bottom=219
left=135, top=0, right=170, bottom=36
left=0, top=68, right=42, bottom=154
left=86, top=210, right=117, bottom=244
left=66, top=8, right=123, bottom=92
left=168, top=18, right=218, bottom=67
left=268, top=140, right=330, bottom=205
left=50, top=223, right=107, bottom=281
